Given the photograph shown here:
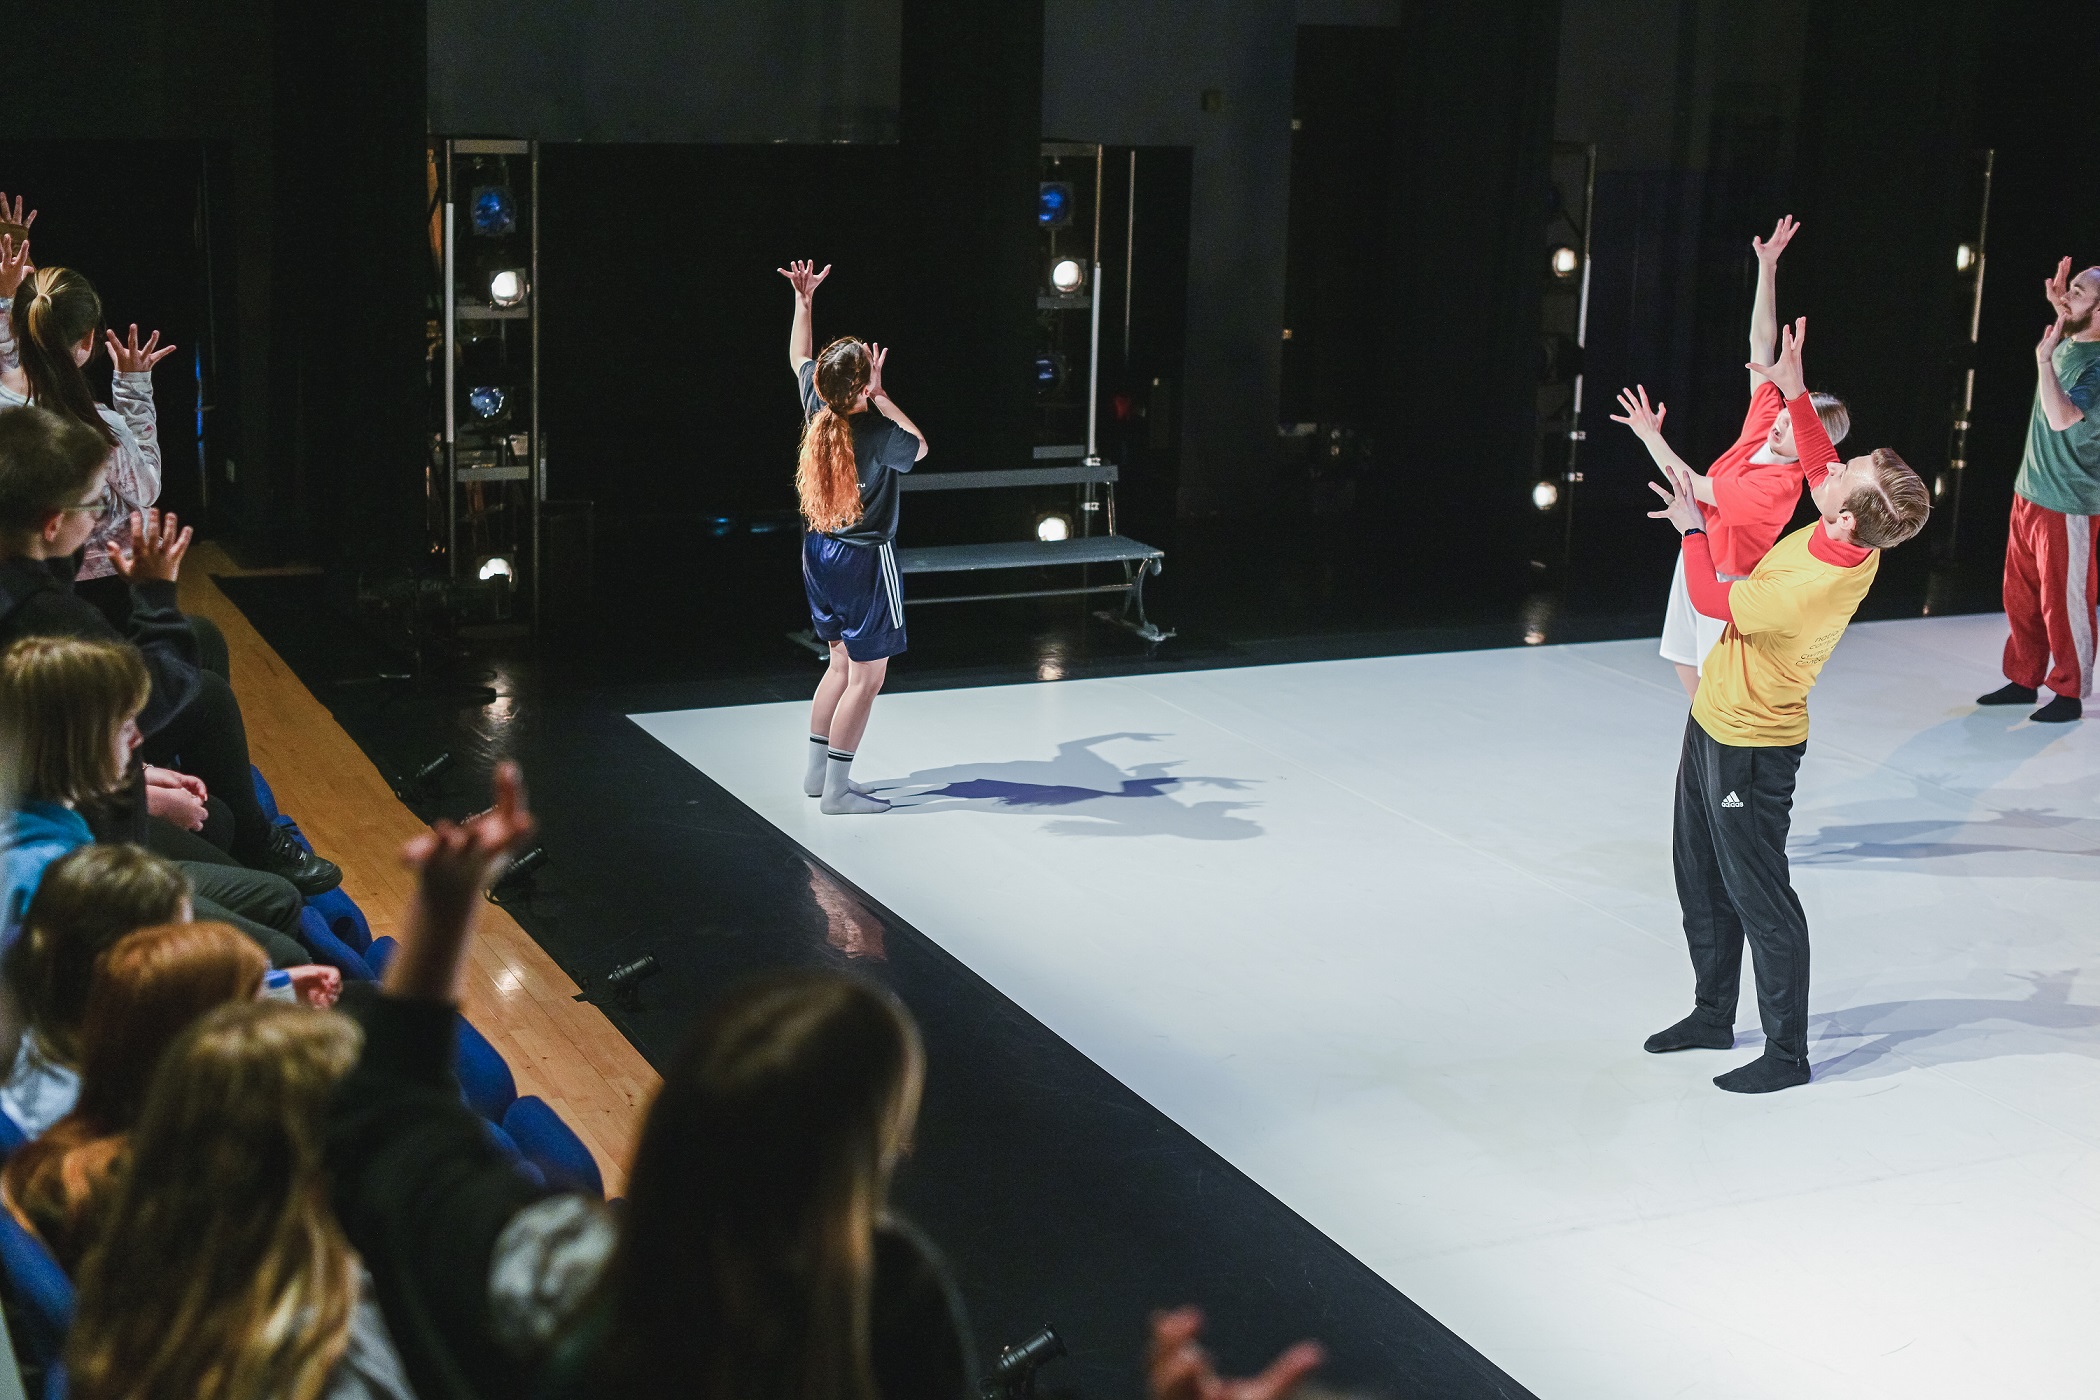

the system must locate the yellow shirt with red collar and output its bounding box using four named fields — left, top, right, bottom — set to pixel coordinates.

left=1689, top=522, right=1877, bottom=748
